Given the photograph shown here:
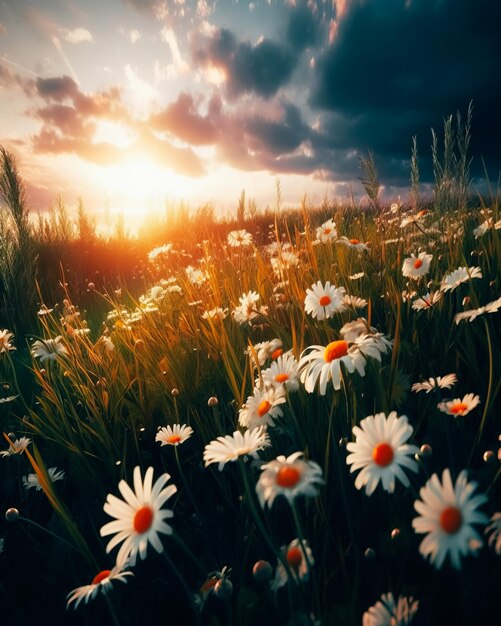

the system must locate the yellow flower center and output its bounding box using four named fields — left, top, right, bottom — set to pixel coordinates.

left=258, top=400, right=272, bottom=417
left=319, top=295, right=332, bottom=307
left=440, top=506, right=463, bottom=534
left=324, top=340, right=348, bottom=362
left=276, top=466, right=301, bottom=488
left=92, top=570, right=111, bottom=585
left=287, top=547, right=303, bottom=569
left=372, top=442, right=394, bottom=467
left=134, top=506, right=154, bottom=534
left=168, top=435, right=182, bottom=444
left=450, top=402, right=468, bottom=415
left=275, top=373, right=289, bottom=383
